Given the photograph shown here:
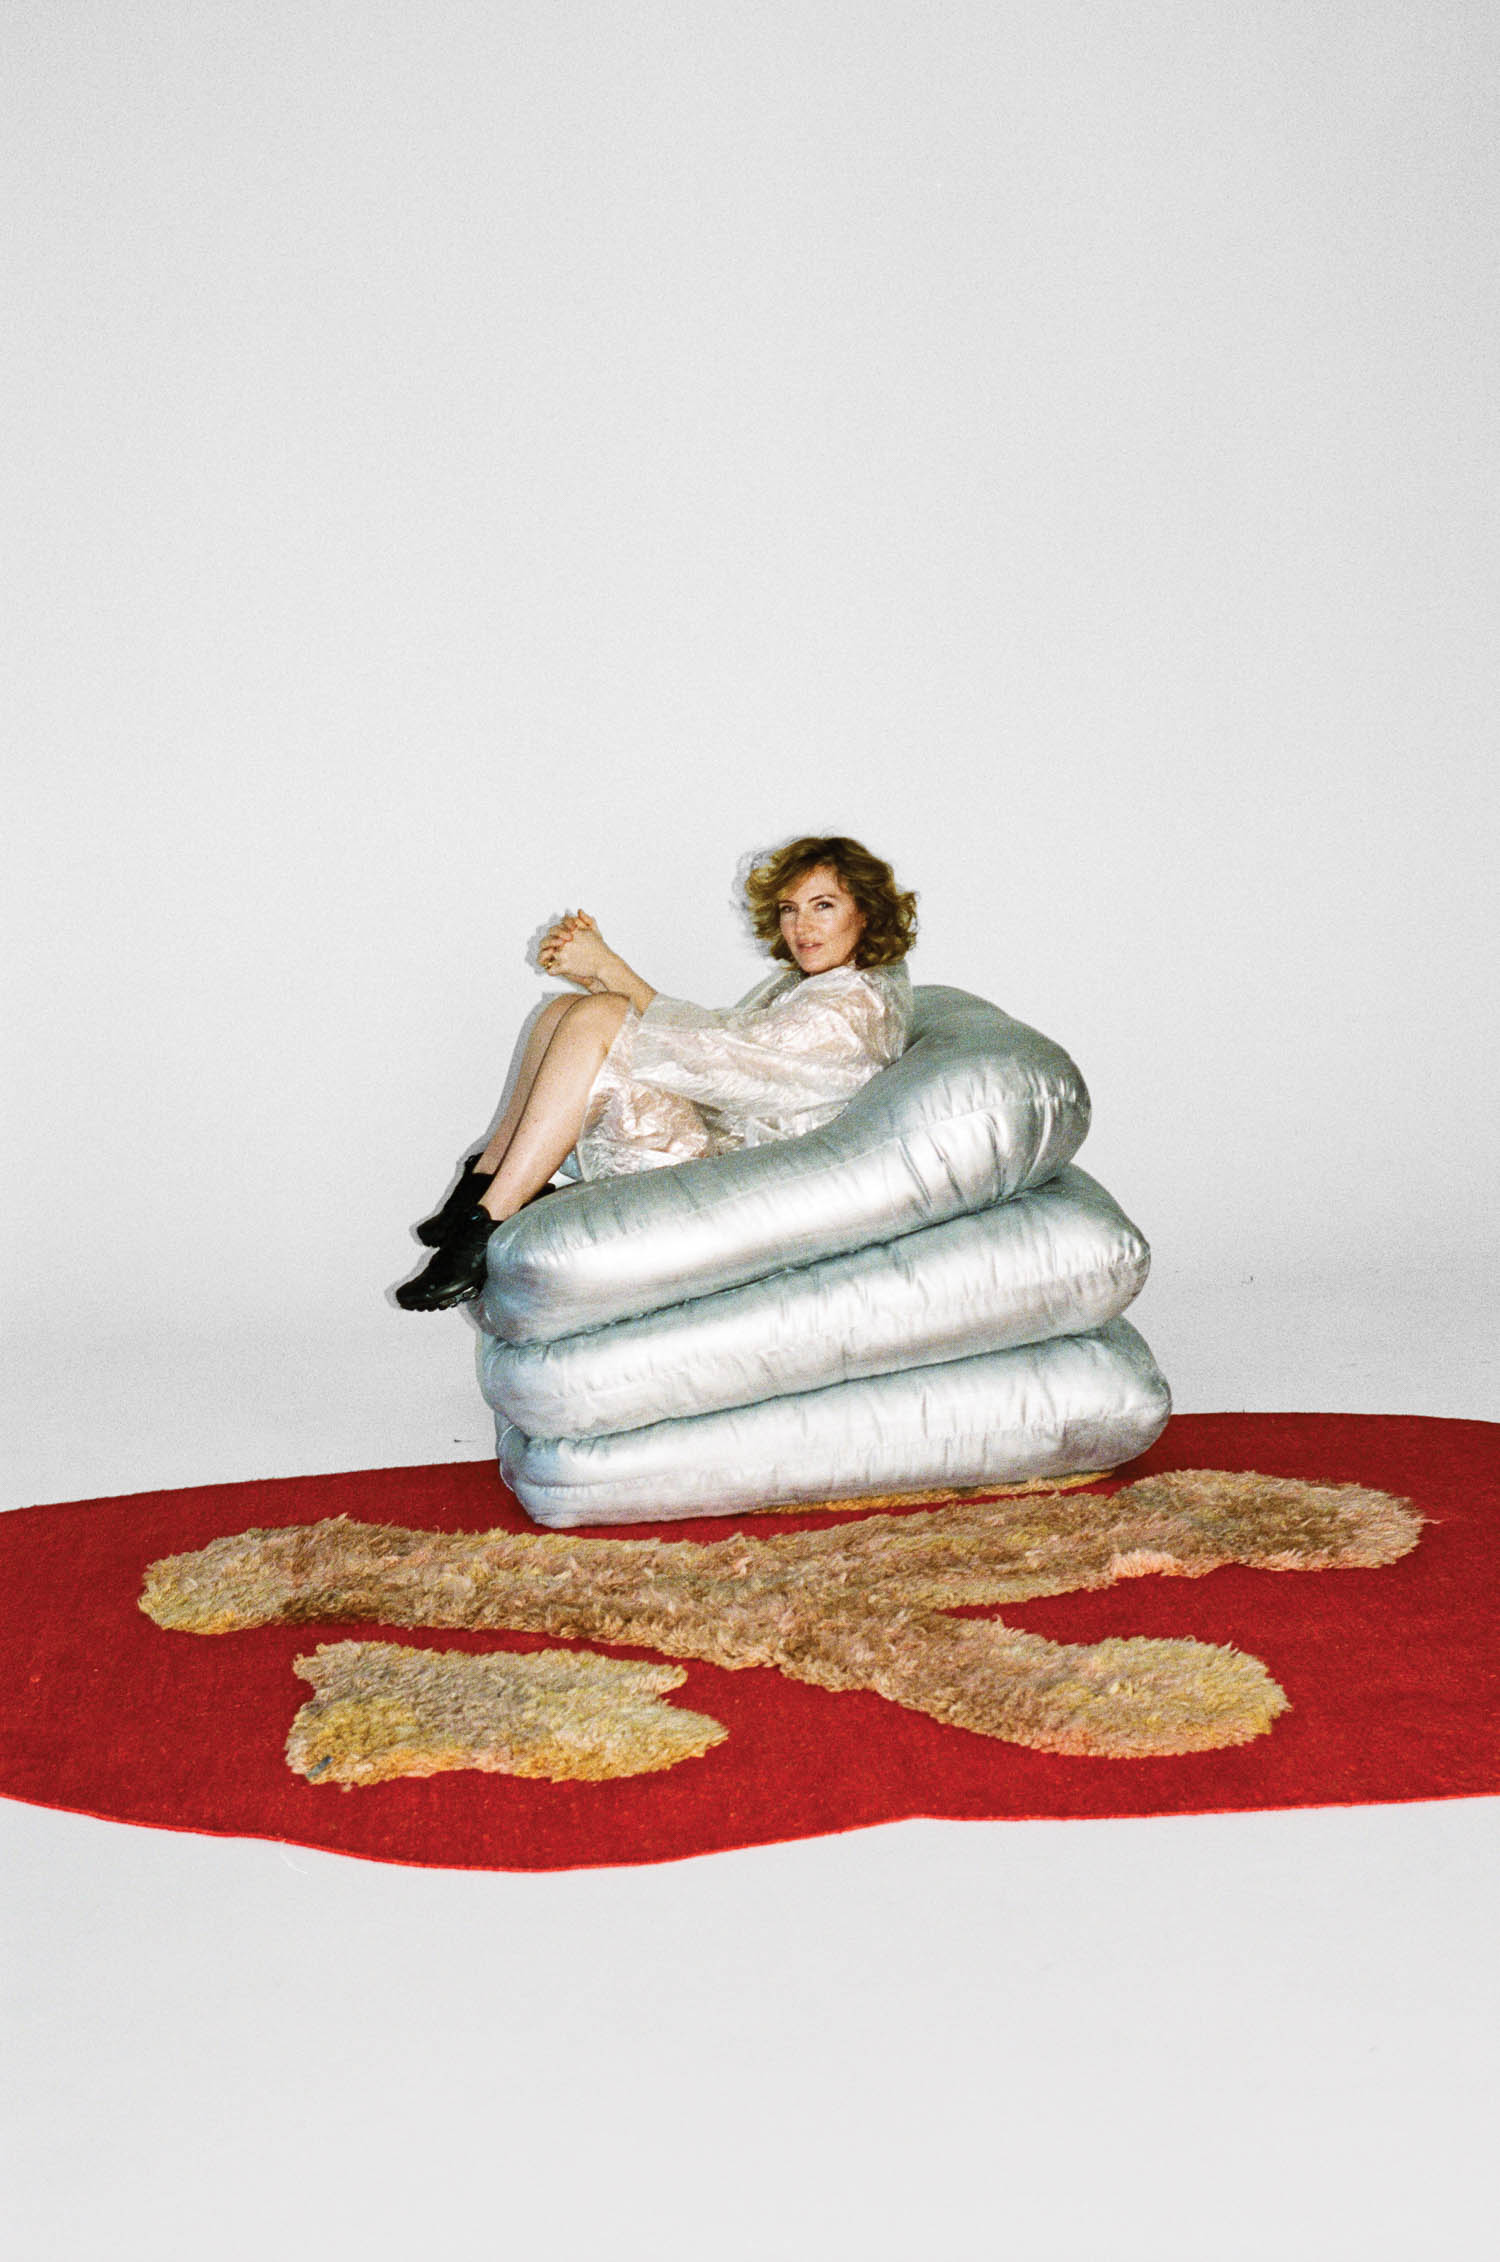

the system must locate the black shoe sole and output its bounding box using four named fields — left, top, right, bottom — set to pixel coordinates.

left=394, top=1277, right=485, bottom=1311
